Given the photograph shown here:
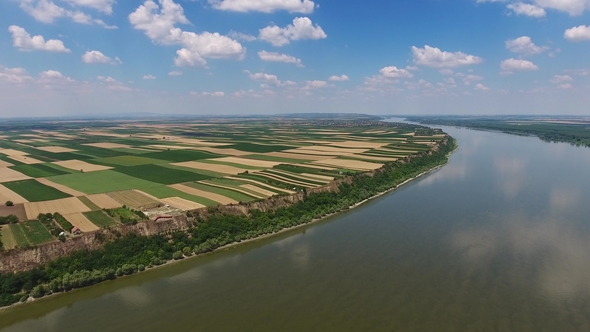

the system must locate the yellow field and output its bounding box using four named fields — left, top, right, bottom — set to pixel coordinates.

left=35, top=178, right=85, bottom=196
left=0, top=167, right=31, bottom=183
left=160, top=197, right=205, bottom=210
left=0, top=184, right=28, bottom=204
left=269, top=169, right=331, bottom=184
left=36, top=146, right=78, bottom=153
left=53, top=160, right=112, bottom=172
left=85, top=193, right=122, bottom=209
left=64, top=212, right=99, bottom=232
left=8, top=155, right=43, bottom=165
left=350, top=155, right=398, bottom=162
left=173, top=161, right=250, bottom=175
left=199, top=181, right=265, bottom=199
left=240, top=184, right=276, bottom=197
left=0, top=149, right=29, bottom=156
left=84, top=142, right=130, bottom=149
left=169, top=184, right=237, bottom=205
left=83, top=131, right=129, bottom=138
left=226, top=176, right=295, bottom=194
left=255, top=172, right=316, bottom=188
left=0, top=160, right=14, bottom=167
left=326, top=141, right=387, bottom=149
left=297, top=146, right=369, bottom=154
left=312, top=159, right=383, bottom=171
left=301, top=173, right=334, bottom=181
left=146, top=145, right=192, bottom=150
left=24, top=197, right=91, bottom=220
left=194, top=147, right=251, bottom=156
left=213, top=156, right=281, bottom=168
left=0, top=226, right=17, bottom=249
left=265, top=152, right=326, bottom=161
left=107, top=190, right=160, bottom=209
